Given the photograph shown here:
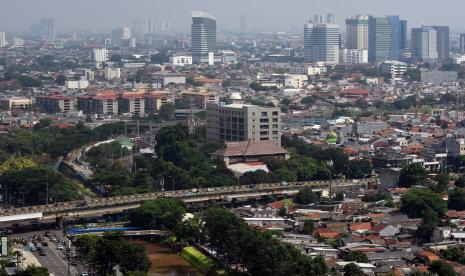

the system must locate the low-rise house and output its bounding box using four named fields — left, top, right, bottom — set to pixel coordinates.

left=371, top=223, right=400, bottom=237
left=335, top=262, right=375, bottom=274
left=211, top=140, right=290, bottom=166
